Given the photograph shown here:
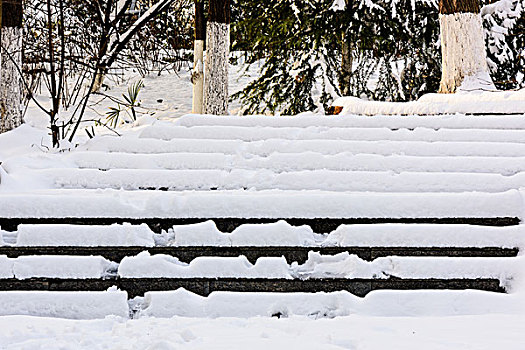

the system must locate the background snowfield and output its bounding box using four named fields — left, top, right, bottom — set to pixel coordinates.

left=2, top=66, right=525, bottom=348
